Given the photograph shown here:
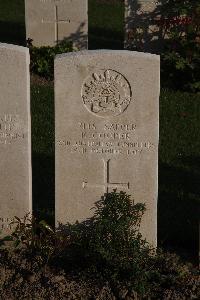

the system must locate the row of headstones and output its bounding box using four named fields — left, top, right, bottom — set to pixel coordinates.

left=0, top=43, right=160, bottom=248
left=25, top=0, right=159, bottom=51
